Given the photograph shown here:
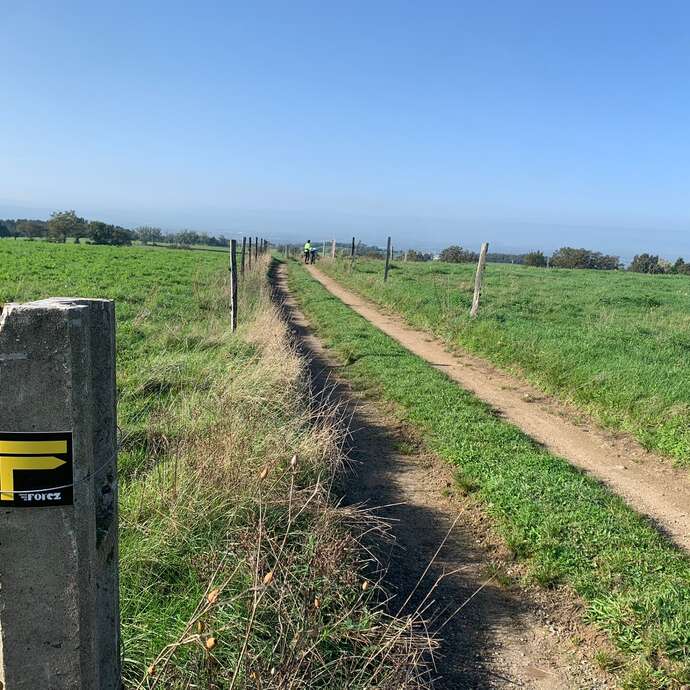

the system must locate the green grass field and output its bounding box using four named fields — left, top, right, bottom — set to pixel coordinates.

left=317, top=257, right=690, bottom=465
left=288, top=257, right=690, bottom=689
left=0, top=241, right=426, bottom=688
